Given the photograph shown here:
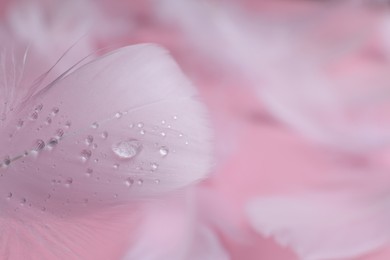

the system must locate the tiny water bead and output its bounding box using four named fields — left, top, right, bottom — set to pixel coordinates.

left=34, top=139, right=45, bottom=151
left=137, top=179, right=144, bottom=186
left=150, top=163, right=159, bottom=171
left=80, top=150, right=92, bottom=162
left=16, top=119, right=24, bottom=129
left=139, top=129, right=146, bottom=135
left=64, top=121, right=72, bottom=128
left=47, top=138, right=59, bottom=148
left=85, top=135, right=94, bottom=145
left=20, top=198, right=27, bottom=206
left=34, top=104, right=43, bottom=112
left=125, top=177, right=134, bottom=187
left=159, top=146, right=169, bottom=157
left=45, top=117, right=52, bottom=125
left=114, top=112, right=122, bottom=118
left=56, top=129, right=65, bottom=138
left=112, top=139, right=142, bottom=159
left=64, top=178, right=73, bottom=187
left=137, top=122, right=144, bottom=128
left=29, top=111, right=39, bottom=120
left=6, top=192, right=12, bottom=200
left=51, top=107, right=60, bottom=115
left=91, top=122, right=99, bottom=129
left=2, top=156, right=11, bottom=167
left=113, top=163, right=119, bottom=169
left=86, top=168, right=93, bottom=177
left=101, top=131, right=108, bottom=139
